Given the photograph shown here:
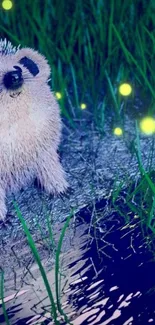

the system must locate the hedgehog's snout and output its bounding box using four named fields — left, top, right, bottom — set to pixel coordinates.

left=3, top=68, right=23, bottom=90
